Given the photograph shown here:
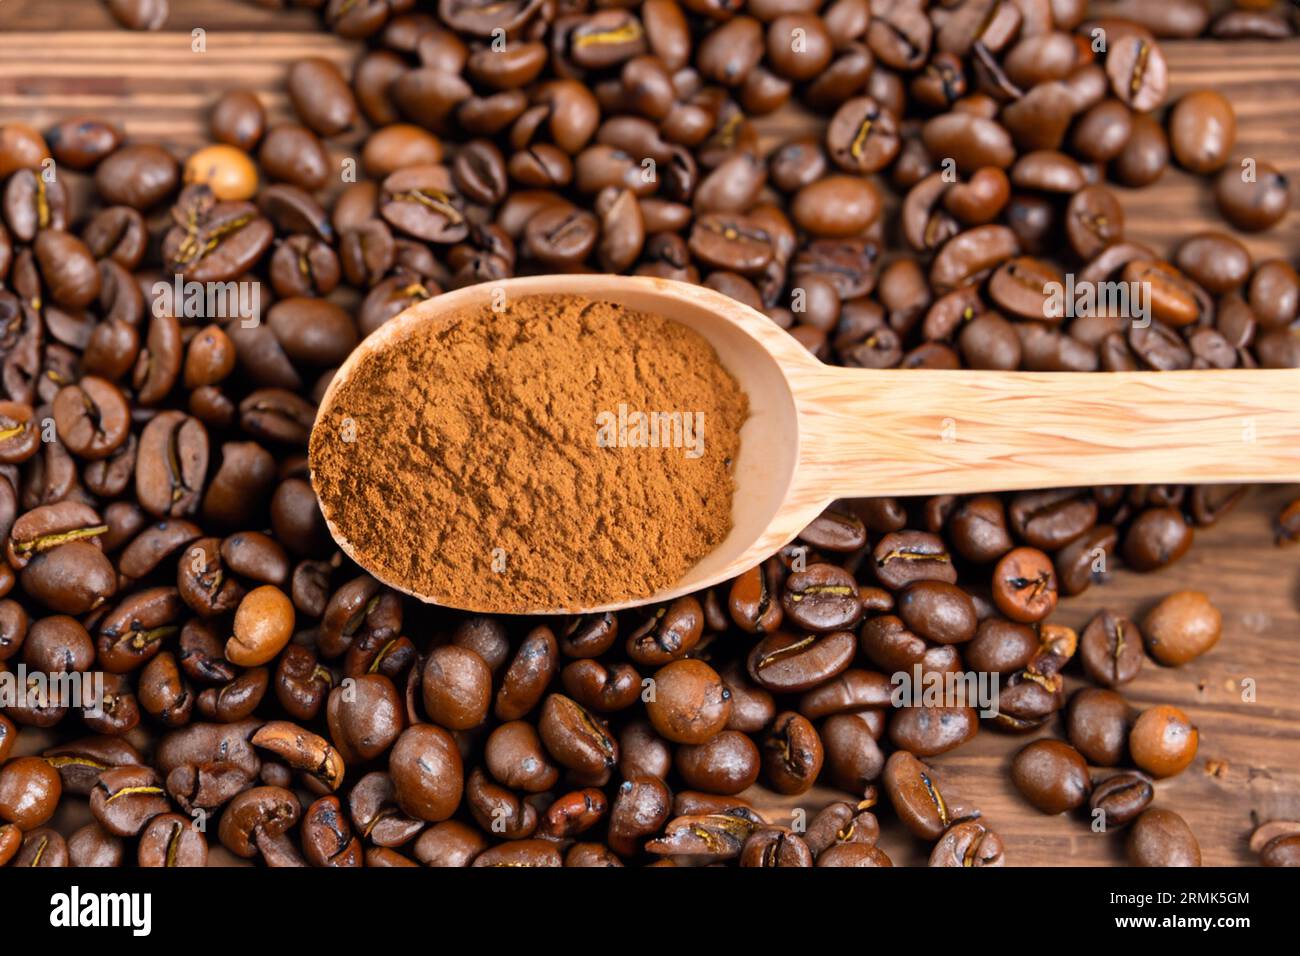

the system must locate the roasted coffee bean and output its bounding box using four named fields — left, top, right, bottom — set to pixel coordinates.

left=797, top=668, right=891, bottom=720
left=0, top=755, right=62, bottom=829
left=889, top=705, right=979, bottom=758
left=897, top=580, right=977, bottom=644
left=67, top=822, right=125, bottom=867
left=1216, top=161, right=1290, bottom=233
left=949, top=495, right=1014, bottom=563
left=562, top=659, right=640, bottom=713
left=1128, top=808, right=1201, bottom=867
left=1011, top=740, right=1091, bottom=815
left=746, top=629, right=855, bottom=693
left=138, top=812, right=208, bottom=867
left=226, top=585, right=294, bottom=666
left=14, top=827, right=68, bottom=867
left=675, top=730, right=760, bottom=796
left=1055, top=525, right=1119, bottom=595
left=781, top=564, right=862, bottom=632
left=210, top=90, right=265, bottom=151
left=219, top=786, right=301, bottom=860
left=605, top=774, right=670, bottom=857
left=95, top=144, right=178, bottom=210
left=817, top=843, right=893, bottom=867
left=883, top=751, right=962, bottom=841
left=1067, top=688, right=1131, bottom=767
left=740, top=826, right=814, bottom=867
left=413, top=820, right=486, bottom=867
left=1090, top=771, right=1154, bottom=829
left=470, top=840, right=563, bottom=868
left=1129, top=704, right=1198, bottom=778
left=23, top=541, right=117, bottom=615
left=90, top=765, right=169, bottom=837
left=873, top=531, right=957, bottom=590
left=625, top=597, right=702, bottom=666
left=1169, top=90, right=1235, bottom=175
left=710, top=663, right=772, bottom=736
left=1105, top=34, right=1167, bottom=112
left=346, top=772, right=422, bottom=848
left=558, top=612, right=617, bottom=659
left=1123, top=507, right=1193, bottom=571
left=417, top=644, right=490, bottom=730
left=538, top=692, right=619, bottom=775
left=1079, top=609, right=1145, bottom=688
left=496, top=625, right=558, bottom=720
left=822, top=713, right=885, bottom=792
left=1259, top=834, right=1300, bottom=868
left=728, top=561, right=784, bottom=634
left=1142, top=590, right=1221, bottom=666
left=388, top=724, right=463, bottom=822
left=645, top=659, right=731, bottom=745
left=992, top=547, right=1058, bottom=622
left=929, top=820, right=1005, bottom=867
left=761, top=711, right=822, bottom=795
